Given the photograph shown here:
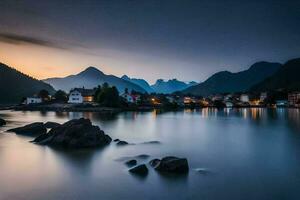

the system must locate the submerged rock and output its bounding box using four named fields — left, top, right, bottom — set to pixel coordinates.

left=32, top=118, right=112, bottom=148
left=0, top=118, right=6, bottom=126
left=116, top=140, right=129, bottom=146
left=44, top=122, right=61, bottom=129
left=135, top=154, right=150, bottom=159
left=152, top=156, right=189, bottom=174
left=141, top=141, right=161, bottom=145
left=129, top=164, right=148, bottom=176
left=194, top=168, right=211, bottom=175
left=125, top=159, right=137, bottom=167
left=8, top=122, right=46, bottom=135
